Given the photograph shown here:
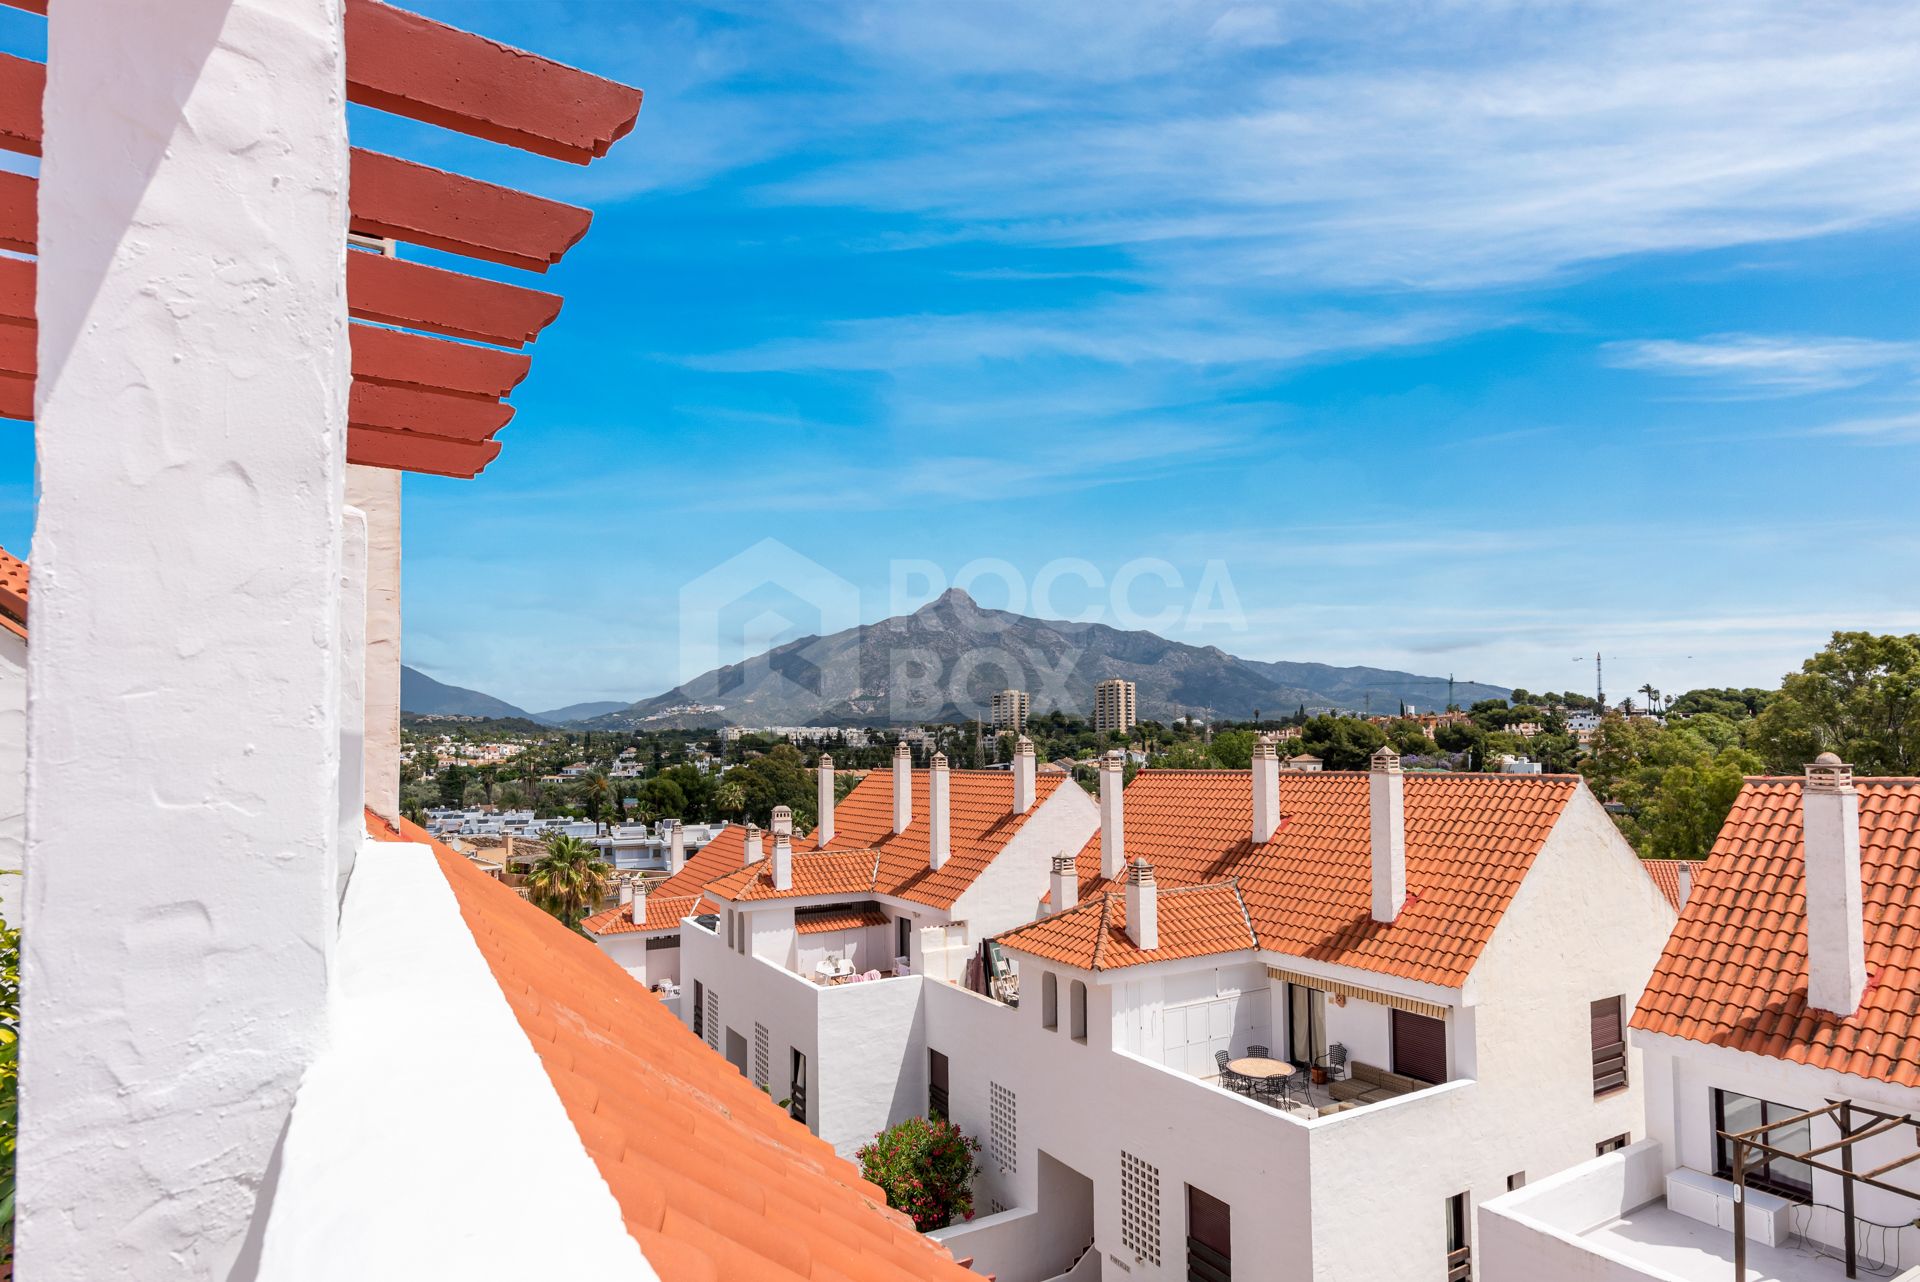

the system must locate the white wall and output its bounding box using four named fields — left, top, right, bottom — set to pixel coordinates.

left=595, top=932, right=680, bottom=989
left=255, top=843, right=653, bottom=1282
left=345, top=465, right=400, bottom=821
left=1639, top=1030, right=1920, bottom=1261
left=0, top=628, right=22, bottom=926
left=796, top=923, right=888, bottom=976
left=952, top=781, right=1099, bottom=939
left=1478, top=1140, right=1678, bottom=1282
left=21, top=2, right=350, bottom=1277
